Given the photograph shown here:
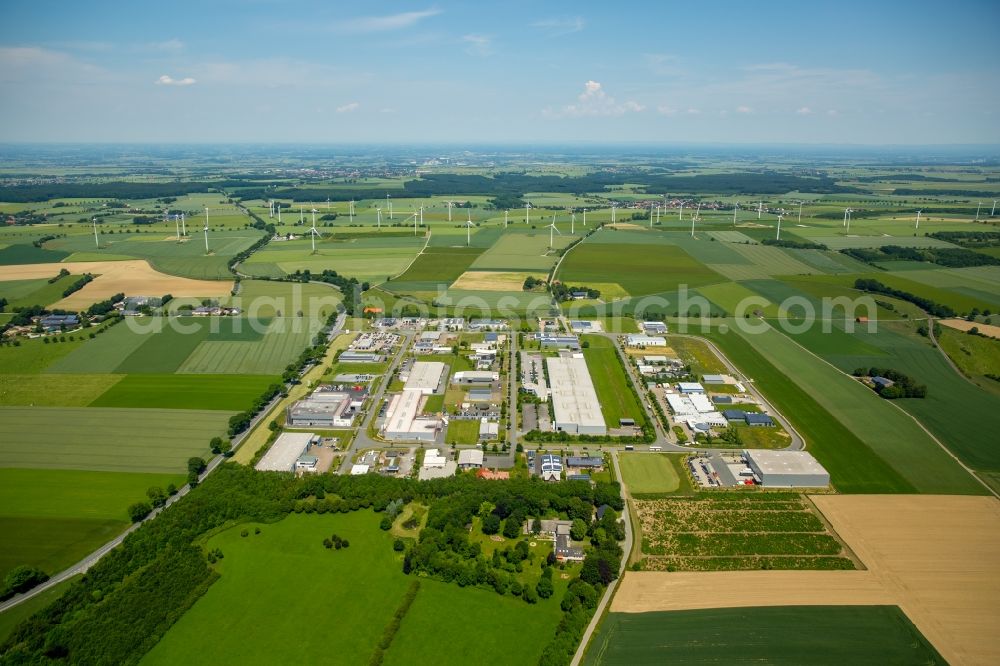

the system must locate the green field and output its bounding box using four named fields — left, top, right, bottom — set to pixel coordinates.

left=0, top=273, right=87, bottom=309
left=709, top=325, right=984, bottom=494
left=0, top=406, right=226, bottom=473
left=618, top=454, right=680, bottom=494
left=937, top=326, right=1000, bottom=392
left=581, top=336, right=646, bottom=429
left=142, top=510, right=566, bottom=666
left=385, top=246, right=483, bottom=292
left=585, top=606, right=945, bottom=665
left=88, top=374, right=276, bottom=410
left=0, top=468, right=184, bottom=579
left=560, top=242, right=723, bottom=296
left=445, top=419, right=480, bottom=445
left=243, top=235, right=425, bottom=283
left=0, top=374, right=123, bottom=406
